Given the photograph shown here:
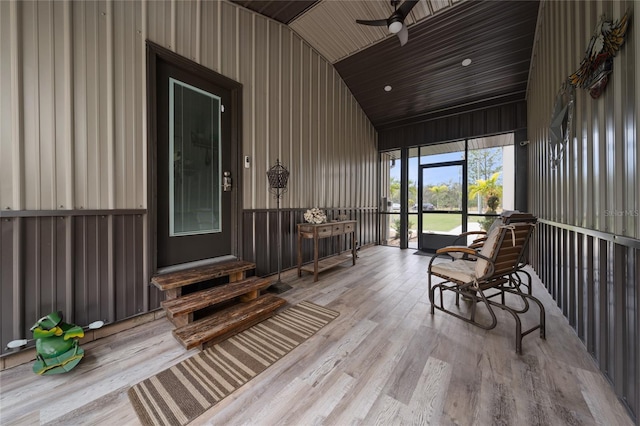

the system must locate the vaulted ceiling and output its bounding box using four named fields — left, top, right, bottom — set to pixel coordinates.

left=230, top=0, right=540, bottom=131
